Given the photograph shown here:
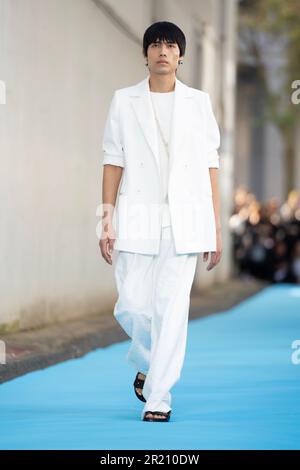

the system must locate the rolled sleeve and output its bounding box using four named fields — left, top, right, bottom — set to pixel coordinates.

left=102, top=90, right=125, bottom=168
left=205, top=93, right=221, bottom=168
left=208, top=149, right=220, bottom=168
